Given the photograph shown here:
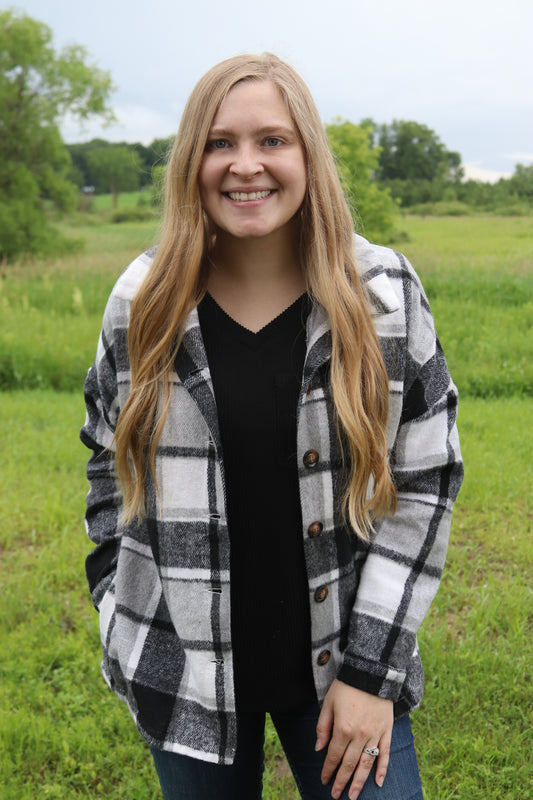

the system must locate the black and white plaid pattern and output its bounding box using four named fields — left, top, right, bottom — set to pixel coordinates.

left=81, top=235, right=463, bottom=764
